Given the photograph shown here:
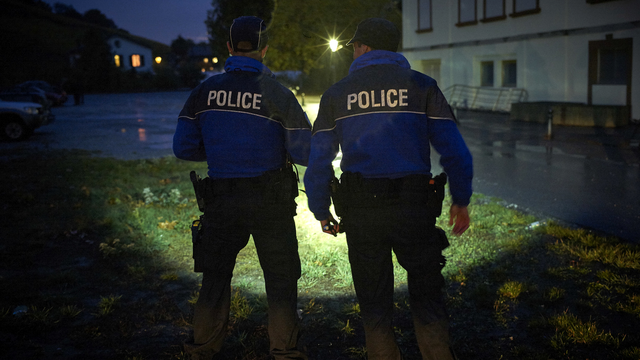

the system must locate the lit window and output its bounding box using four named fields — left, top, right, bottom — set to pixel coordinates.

left=418, top=0, right=432, bottom=32
left=458, top=0, right=477, bottom=26
left=114, top=55, right=121, bottom=67
left=481, top=61, right=494, bottom=87
left=502, top=60, right=517, bottom=87
left=131, top=54, right=141, bottom=67
left=483, top=0, right=506, bottom=21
